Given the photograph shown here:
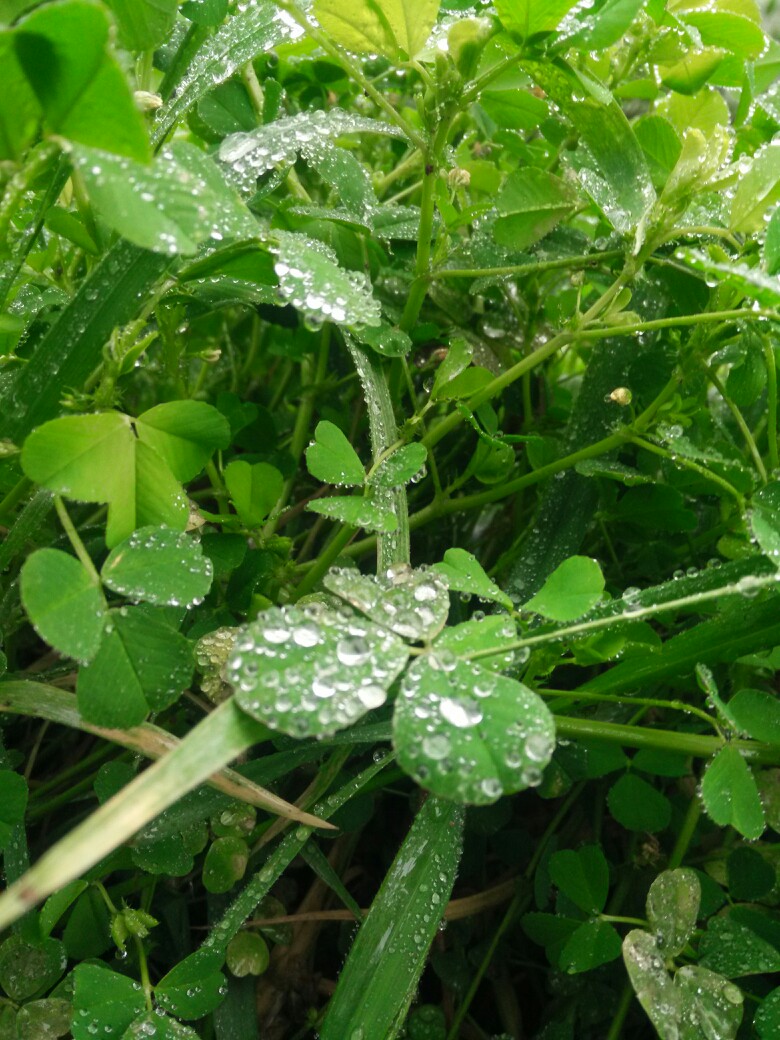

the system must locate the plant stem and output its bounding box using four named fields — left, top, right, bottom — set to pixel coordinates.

left=605, top=983, right=635, bottom=1040
left=703, top=362, right=767, bottom=483
left=430, top=249, right=624, bottom=280
left=291, top=523, right=356, bottom=600
left=667, top=794, right=702, bottom=869
left=54, top=497, right=101, bottom=584
left=628, top=433, right=744, bottom=507
left=763, top=335, right=779, bottom=472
